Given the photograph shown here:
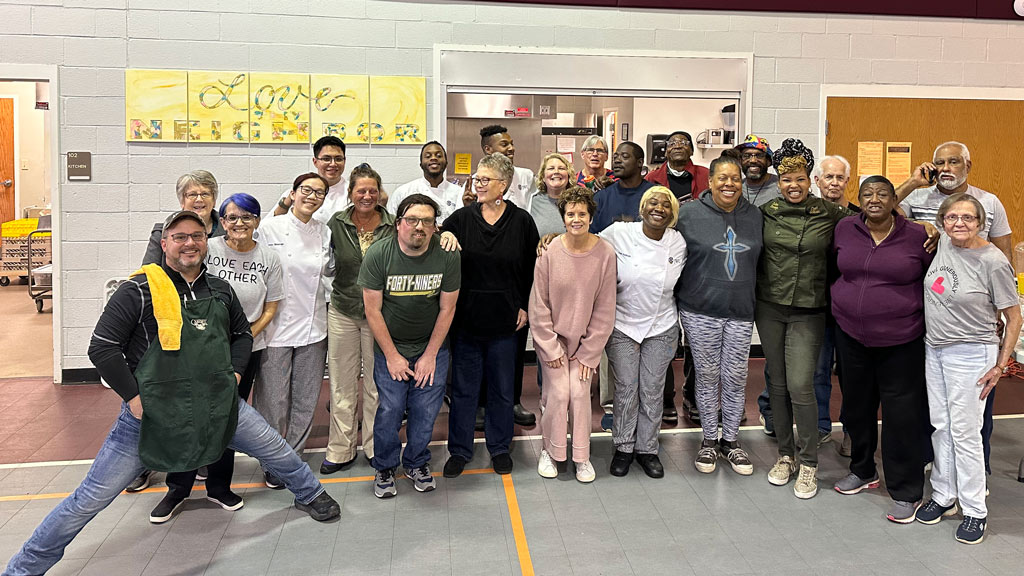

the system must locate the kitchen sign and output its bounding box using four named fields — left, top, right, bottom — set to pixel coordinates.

left=66, top=152, right=92, bottom=182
